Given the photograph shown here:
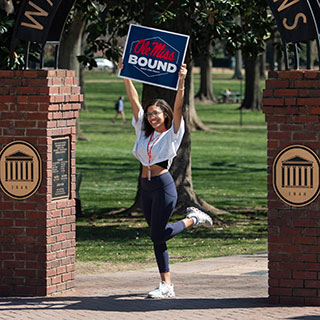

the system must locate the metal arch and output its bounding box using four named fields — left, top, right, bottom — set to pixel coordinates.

left=266, top=0, right=320, bottom=70
left=9, top=0, right=76, bottom=70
